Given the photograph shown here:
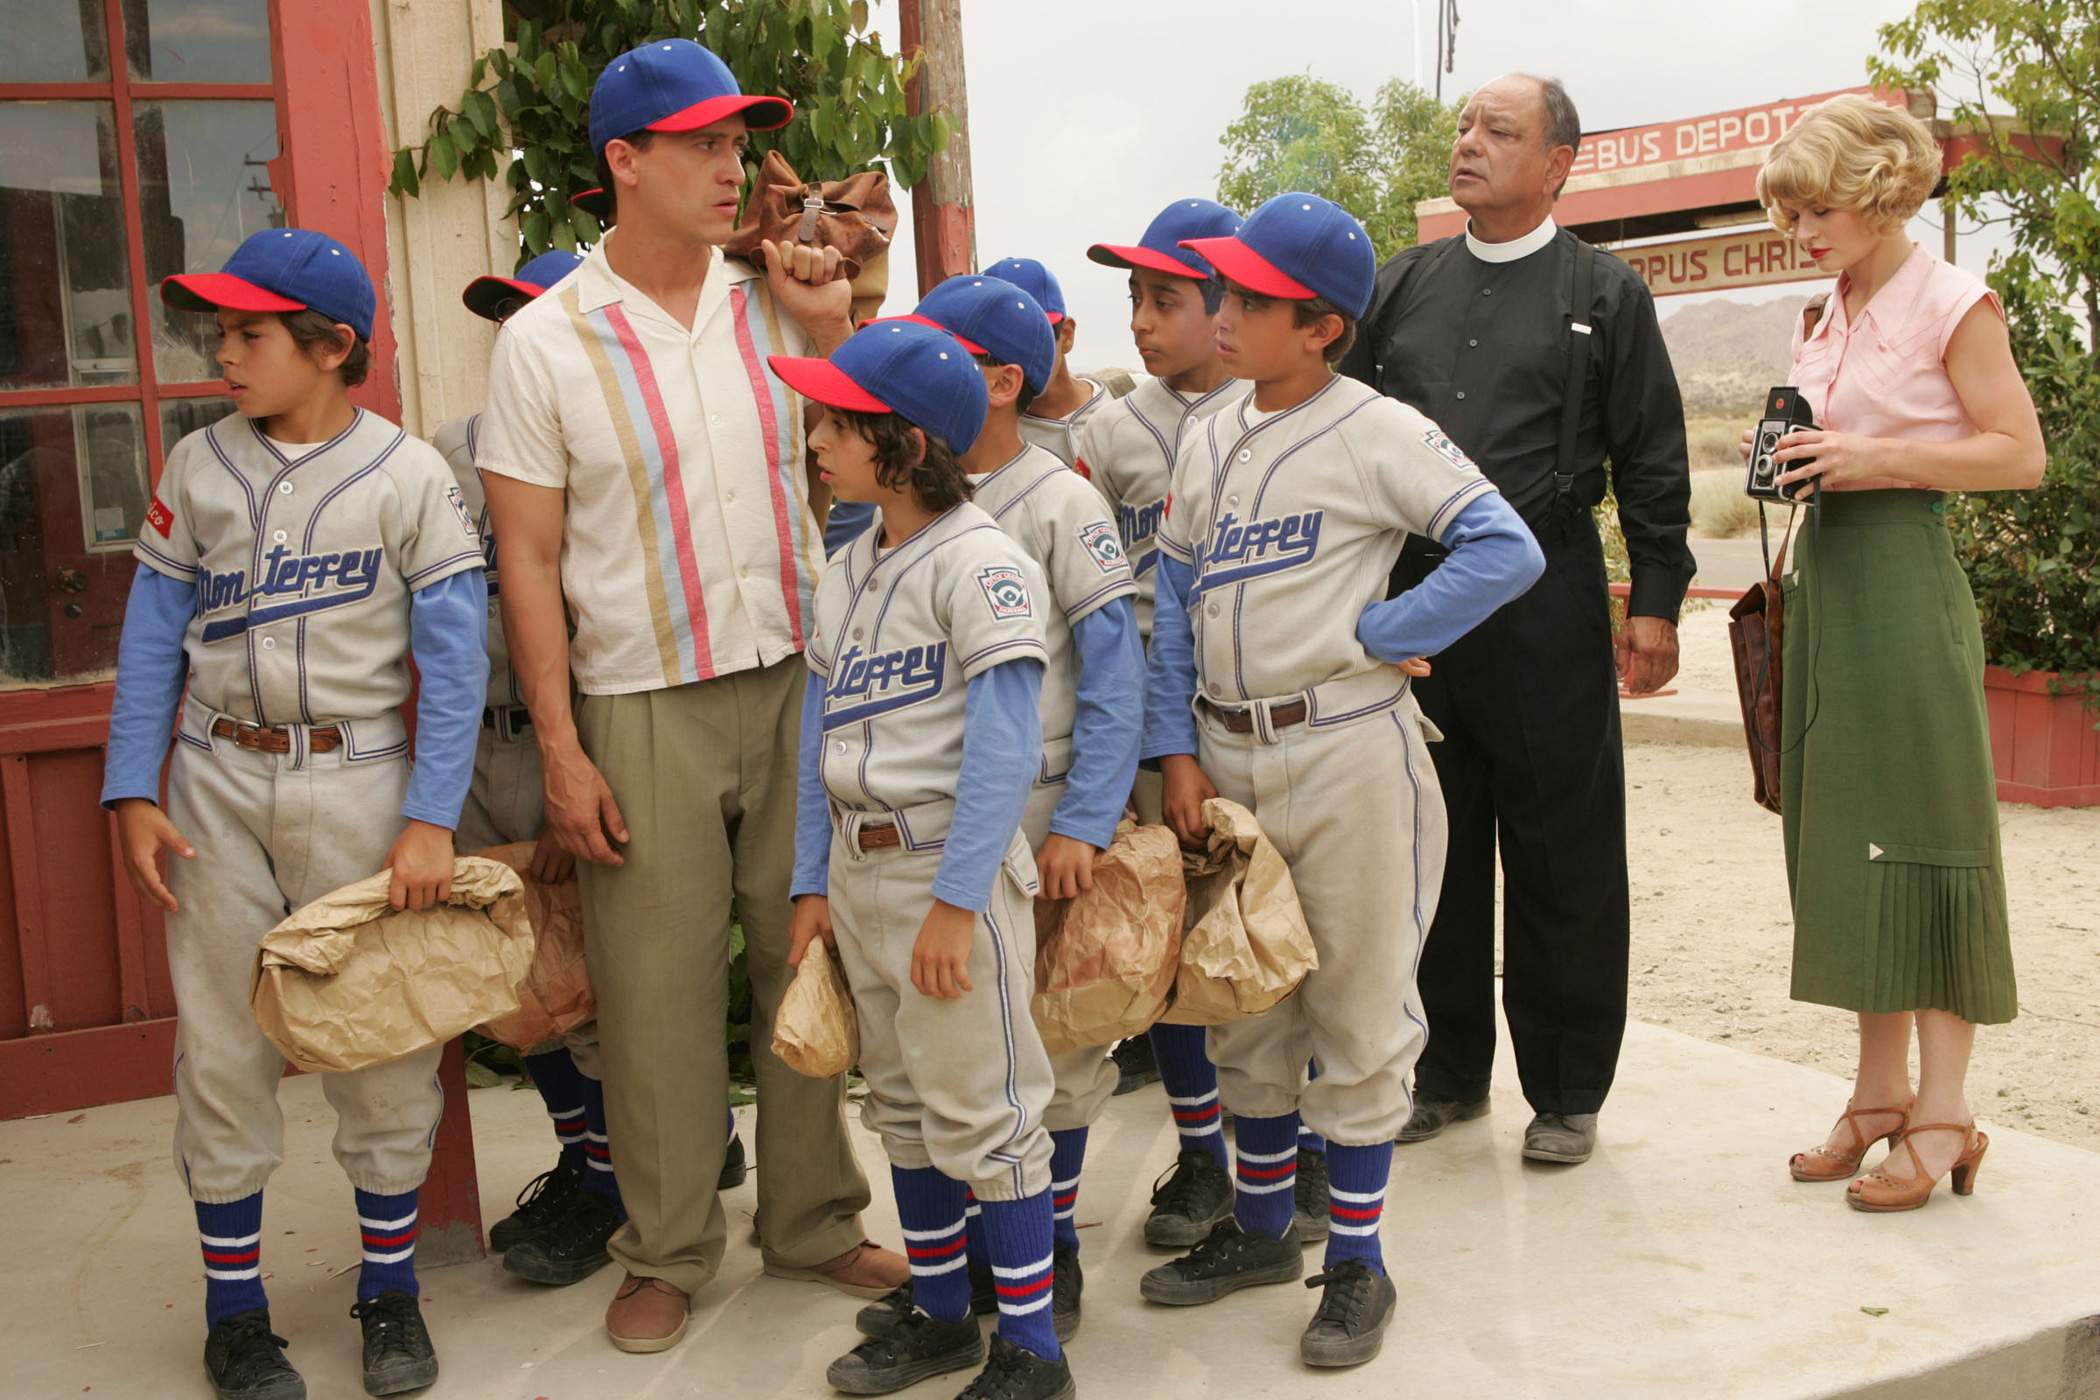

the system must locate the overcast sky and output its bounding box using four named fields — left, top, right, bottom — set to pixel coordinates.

left=870, top=0, right=2002, bottom=369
